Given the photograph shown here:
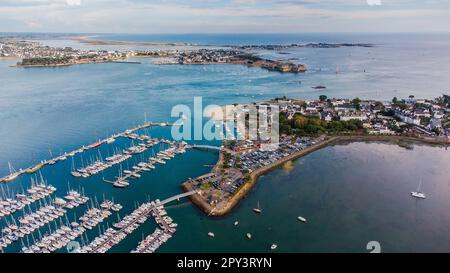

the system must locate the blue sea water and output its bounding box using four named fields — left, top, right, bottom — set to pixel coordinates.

left=41, top=33, right=450, bottom=100
left=1, top=33, right=450, bottom=253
